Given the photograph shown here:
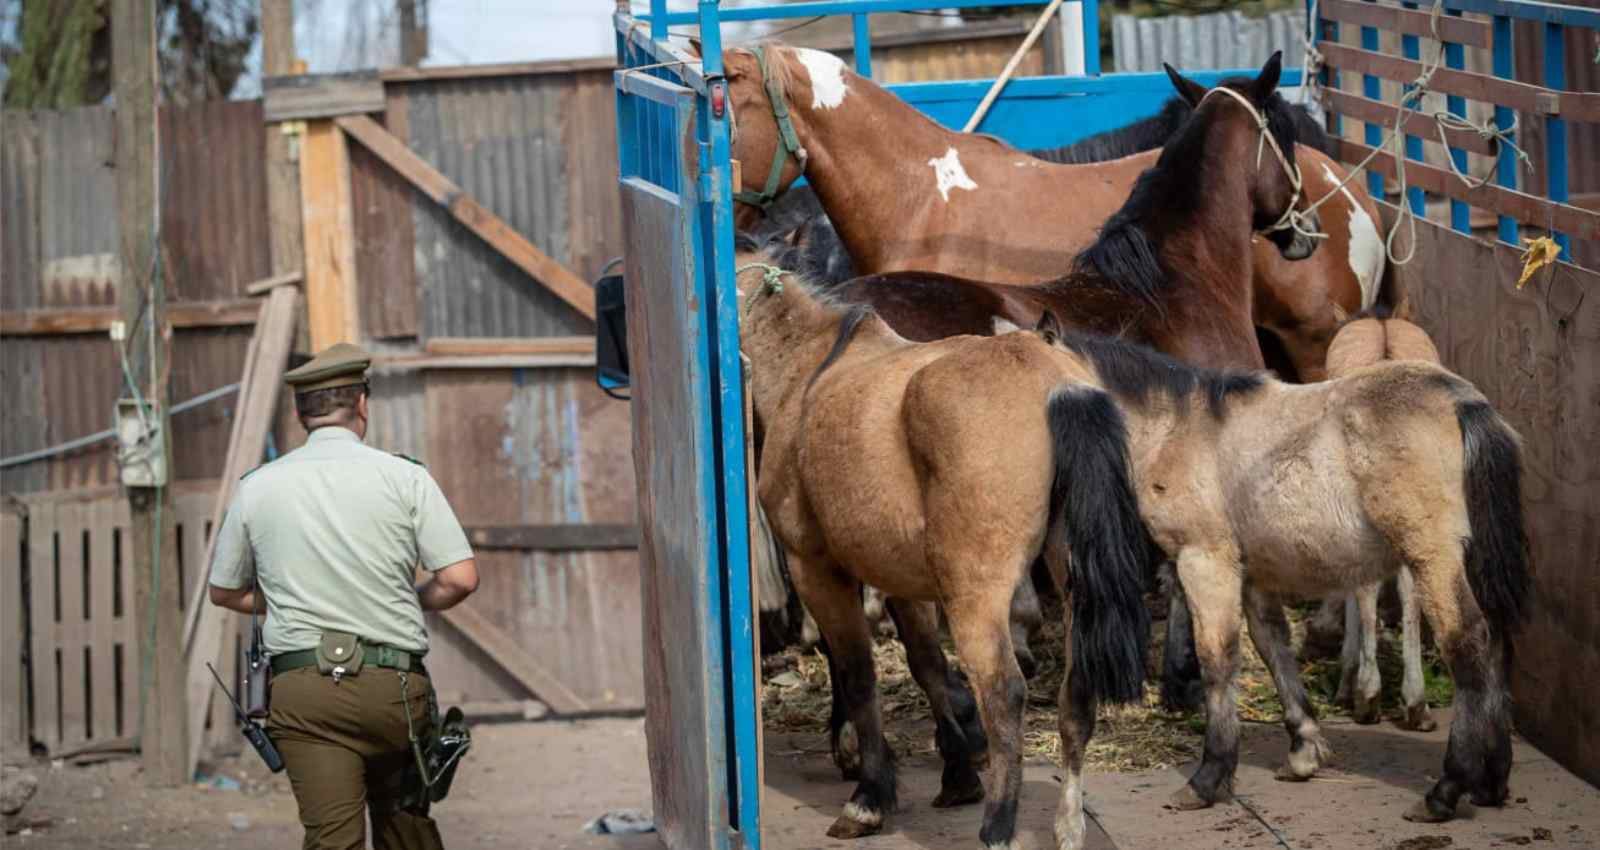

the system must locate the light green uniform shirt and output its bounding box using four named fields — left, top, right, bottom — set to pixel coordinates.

left=208, top=426, right=473, bottom=656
